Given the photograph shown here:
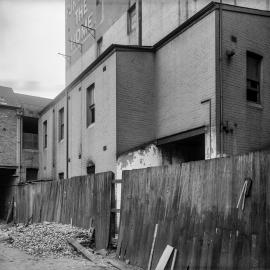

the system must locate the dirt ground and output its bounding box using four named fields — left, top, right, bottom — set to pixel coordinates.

left=0, top=242, right=110, bottom=270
